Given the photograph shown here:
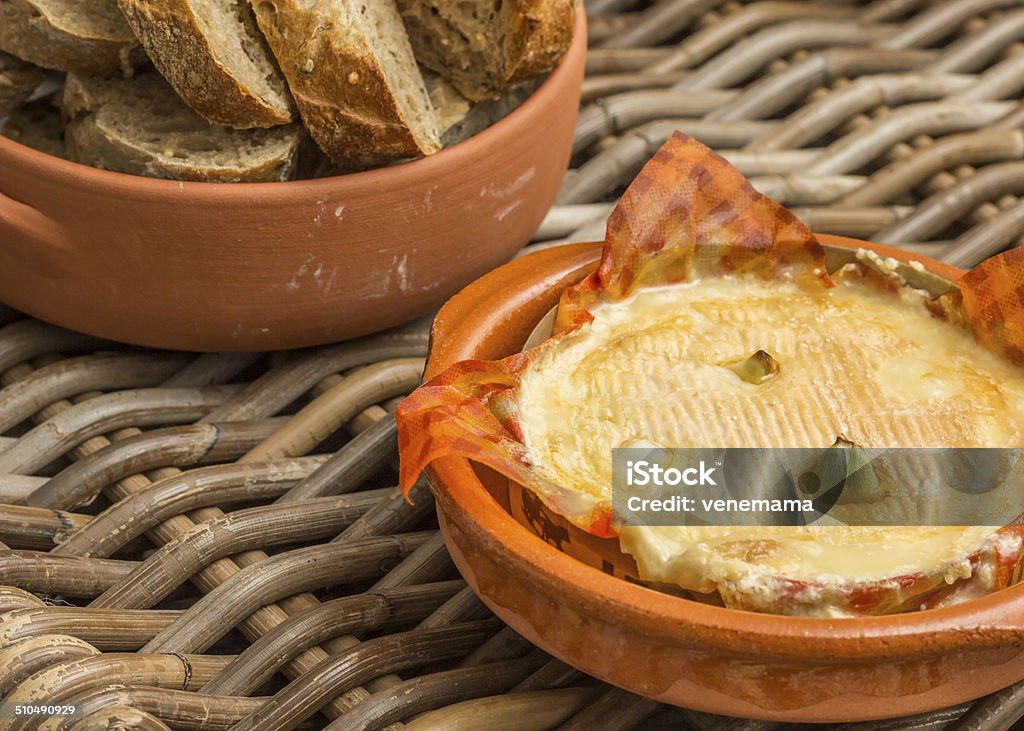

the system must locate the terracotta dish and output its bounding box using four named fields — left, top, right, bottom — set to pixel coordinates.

left=419, top=236, right=1024, bottom=722
left=0, top=13, right=586, bottom=352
